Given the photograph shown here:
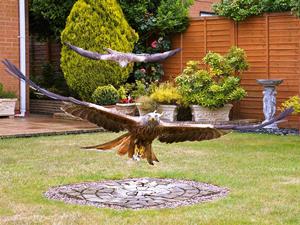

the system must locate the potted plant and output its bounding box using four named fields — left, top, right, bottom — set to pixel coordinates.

left=176, top=47, right=249, bottom=123
left=92, top=85, right=119, bottom=109
left=0, top=83, right=17, bottom=117
left=114, top=86, right=137, bottom=116
left=150, top=82, right=182, bottom=122
left=129, top=80, right=158, bottom=116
